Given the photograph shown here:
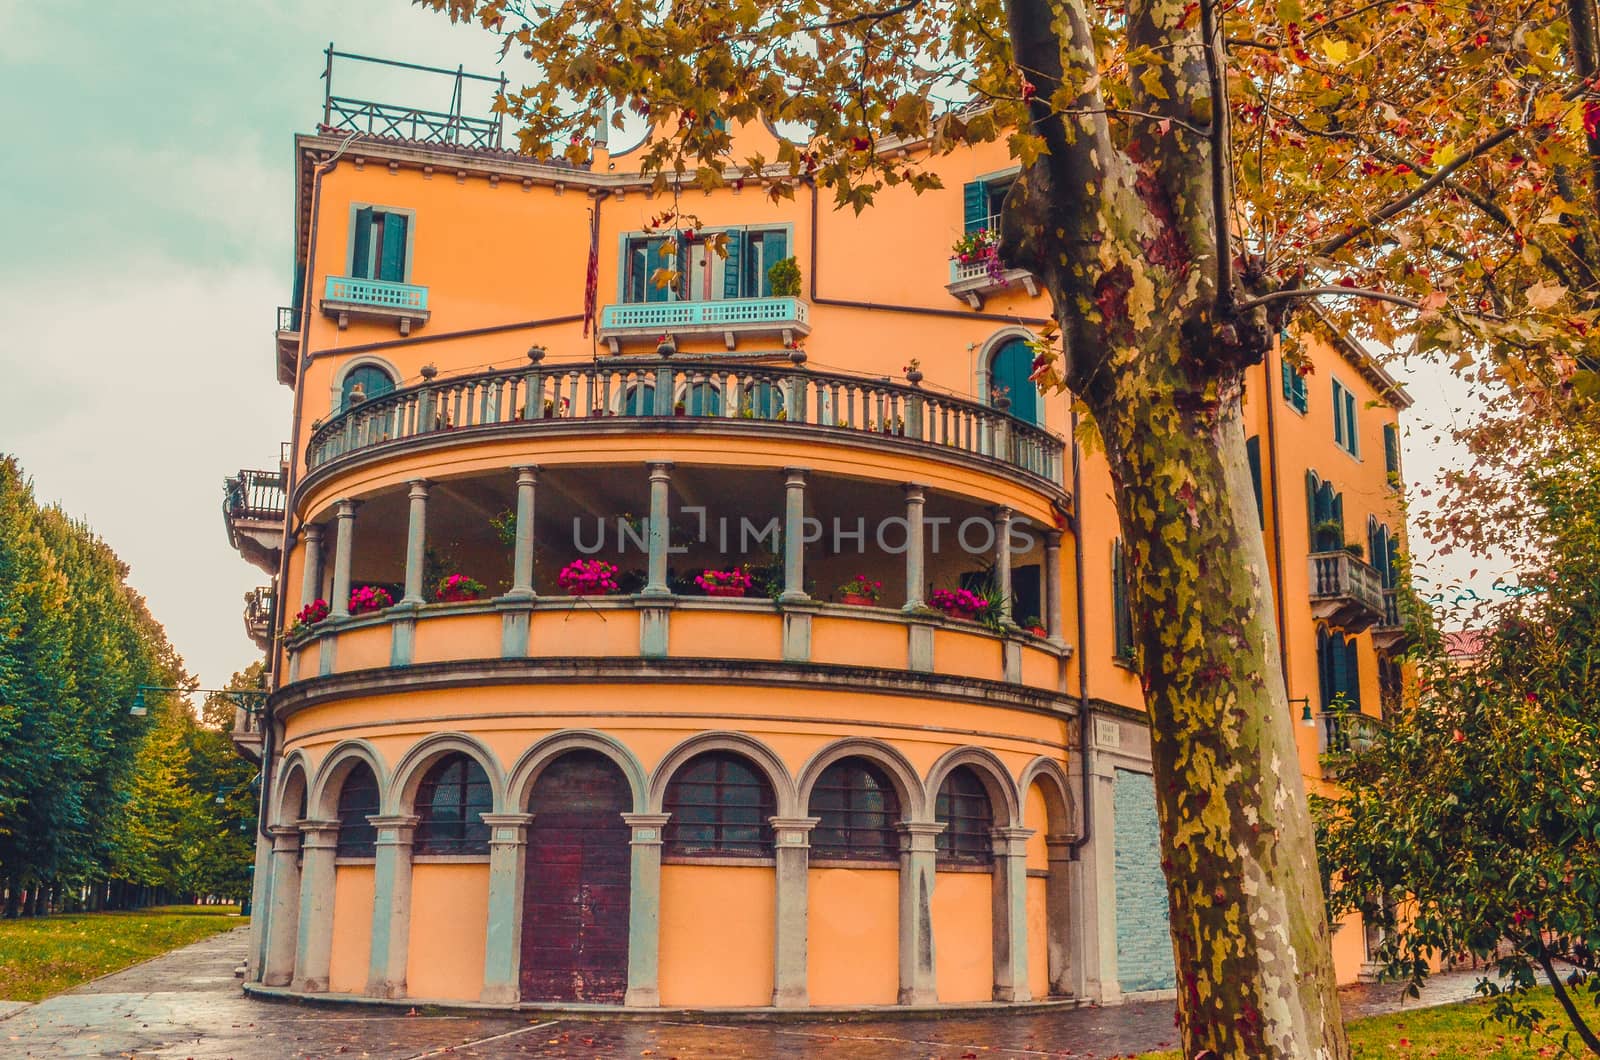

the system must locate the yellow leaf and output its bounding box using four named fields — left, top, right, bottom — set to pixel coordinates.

left=1319, top=38, right=1351, bottom=65
left=1525, top=279, right=1567, bottom=310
